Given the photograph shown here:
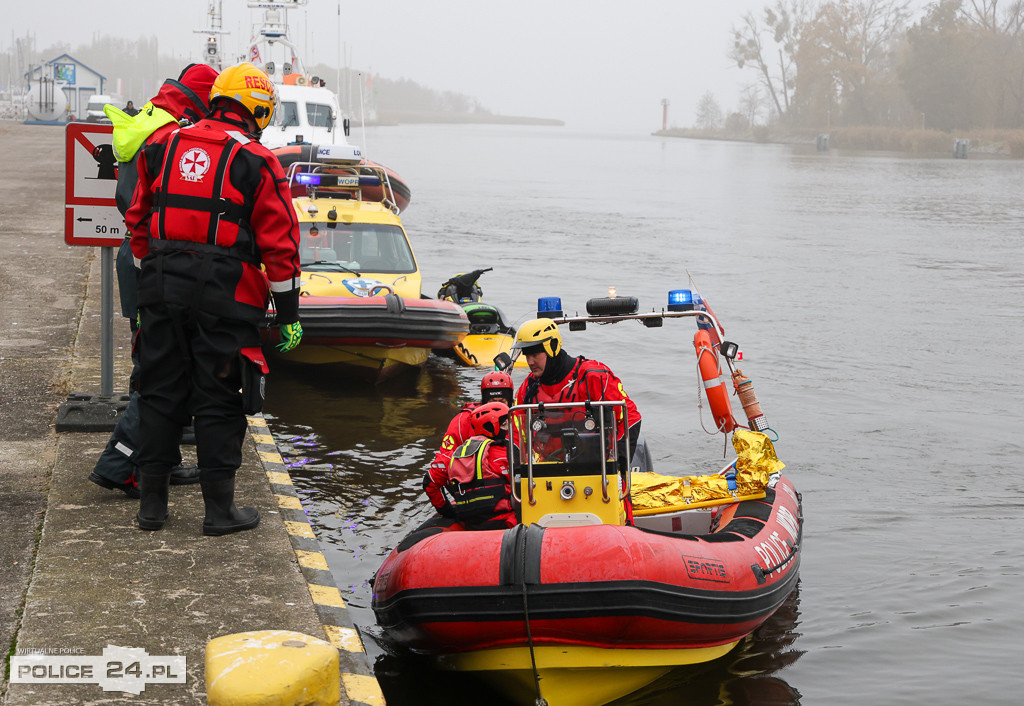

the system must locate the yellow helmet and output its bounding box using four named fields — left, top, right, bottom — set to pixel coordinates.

left=513, top=318, right=562, bottom=357
left=209, top=62, right=275, bottom=130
